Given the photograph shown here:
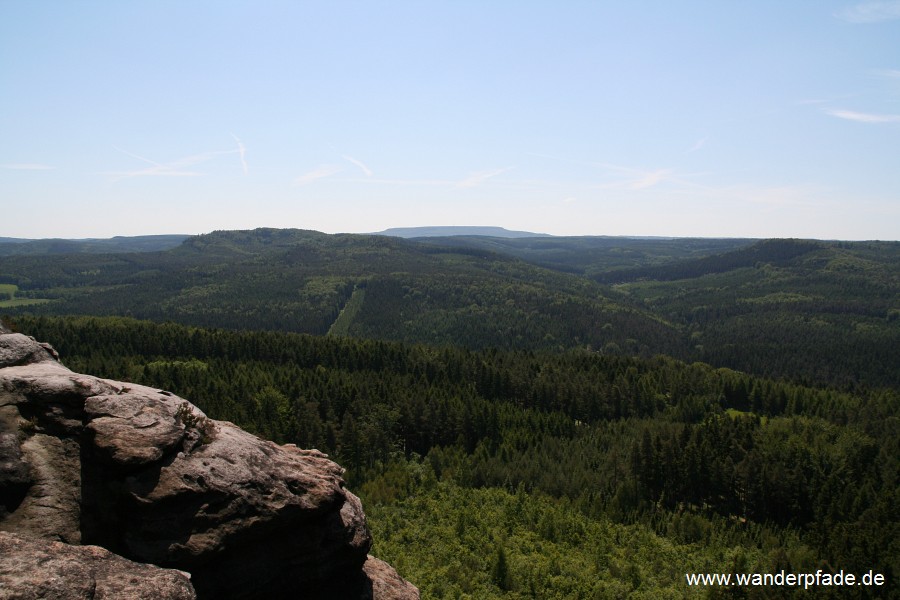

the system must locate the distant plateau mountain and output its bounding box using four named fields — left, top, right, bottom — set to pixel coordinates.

left=374, top=226, right=552, bottom=238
